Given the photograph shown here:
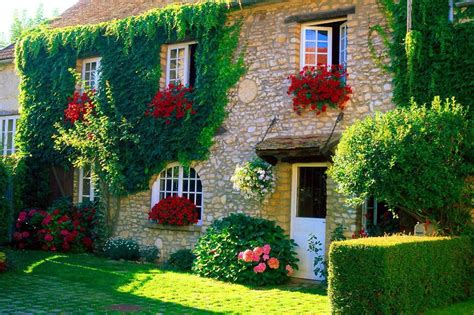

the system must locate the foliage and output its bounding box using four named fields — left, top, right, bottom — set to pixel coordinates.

left=192, top=213, right=298, bottom=286
left=0, top=251, right=6, bottom=272
left=230, top=158, right=275, bottom=202
left=330, top=224, right=346, bottom=241
left=375, top=0, right=474, bottom=115
left=365, top=208, right=400, bottom=236
left=145, top=83, right=195, bottom=124
left=139, top=245, right=160, bottom=263
left=166, top=249, right=196, bottom=272
left=10, top=4, right=50, bottom=43
left=16, top=2, right=245, bottom=200
left=328, top=97, right=473, bottom=235
left=308, top=234, right=325, bottom=280
left=148, top=196, right=199, bottom=226
left=287, top=65, right=352, bottom=115
left=13, top=200, right=101, bottom=252
left=328, top=236, right=472, bottom=314
left=103, top=237, right=140, bottom=261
